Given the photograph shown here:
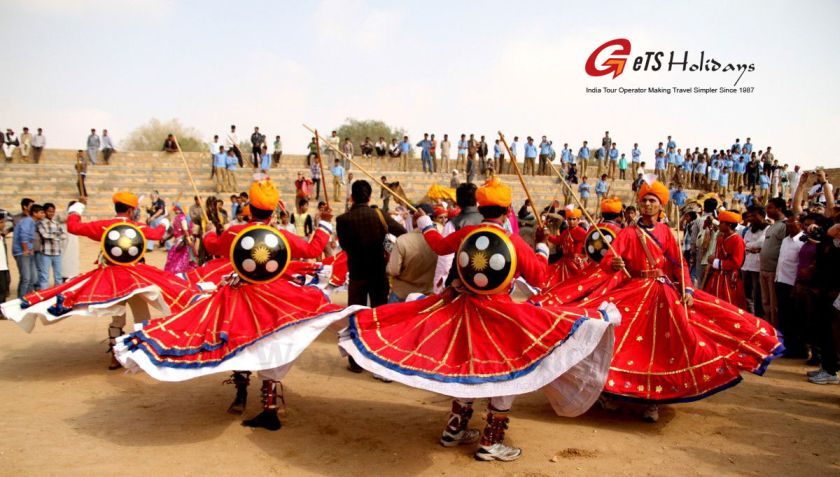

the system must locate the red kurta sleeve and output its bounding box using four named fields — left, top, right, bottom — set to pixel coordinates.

left=511, top=233, right=548, bottom=287
left=569, top=226, right=588, bottom=254
left=66, top=214, right=112, bottom=242
left=139, top=222, right=166, bottom=241
left=422, top=225, right=470, bottom=256
left=280, top=228, right=329, bottom=259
